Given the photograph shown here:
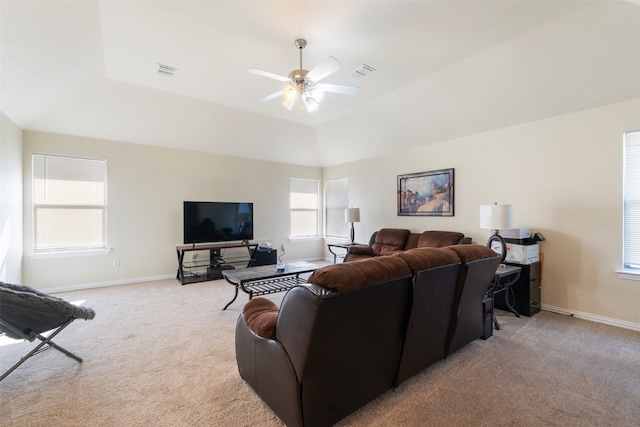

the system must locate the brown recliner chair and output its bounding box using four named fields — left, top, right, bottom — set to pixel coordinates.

left=234, top=245, right=500, bottom=426
left=235, top=256, right=413, bottom=427
left=344, top=228, right=411, bottom=261
left=345, top=228, right=469, bottom=262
